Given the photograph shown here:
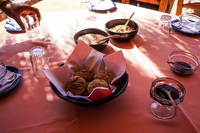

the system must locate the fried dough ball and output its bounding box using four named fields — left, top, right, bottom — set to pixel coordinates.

left=65, top=76, right=86, bottom=95
left=73, top=69, right=94, bottom=82
left=94, top=71, right=115, bottom=83
left=87, top=79, right=109, bottom=94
